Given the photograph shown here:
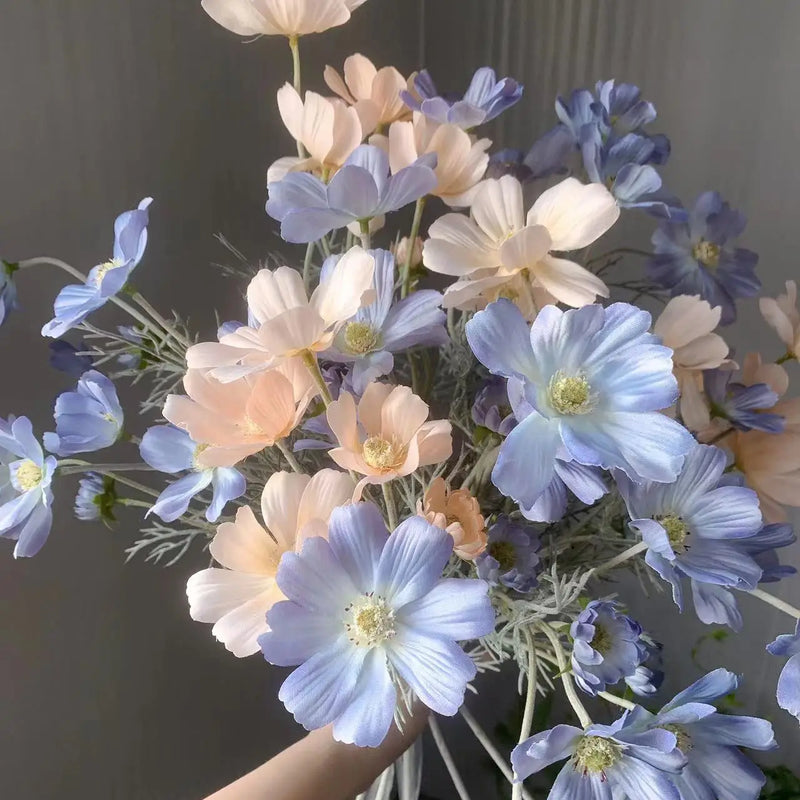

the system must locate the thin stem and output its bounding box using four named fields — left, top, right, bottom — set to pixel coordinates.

left=776, top=351, right=796, bottom=365
left=409, top=351, right=422, bottom=395
left=429, top=716, right=473, bottom=800
left=592, top=541, right=648, bottom=576
left=586, top=247, right=652, bottom=267
left=382, top=482, right=398, bottom=529
left=131, top=291, right=192, bottom=350
left=512, top=628, right=538, bottom=800
left=288, top=36, right=306, bottom=159
left=276, top=440, right=303, bottom=474
left=302, top=241, right=315, bottom=293
left=58, top=462, right=157, bottom=476
left=301, top=350, right=333, bottom=406
left=538, top=623, right=592, bottom=729
left=359, top=219, right=371, bottom=250
left=461, top=446, right=499, bottom=493
left=598, top=691, right=637, bottom=711
left=749, top=587, right=800, bottom=620
left=98, top=473, right=161, bottom=500
left=120, top=498, right=154, bottom=510
left=402, top=197, right=426, bottom=298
